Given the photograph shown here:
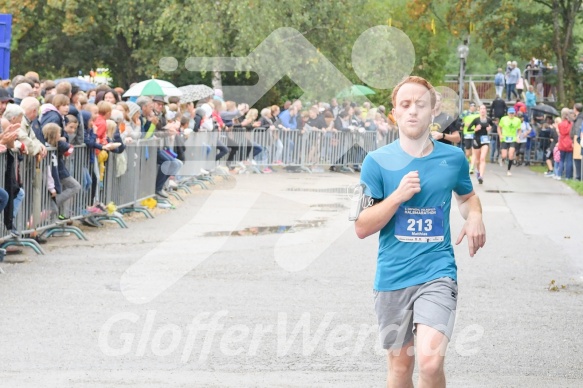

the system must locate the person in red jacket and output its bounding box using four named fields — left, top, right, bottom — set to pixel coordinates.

left=93, top=101, right=112, bottom=147
left=514, top=98, right=527, bottom=114
left=556, top=108, right=573, bottom=180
